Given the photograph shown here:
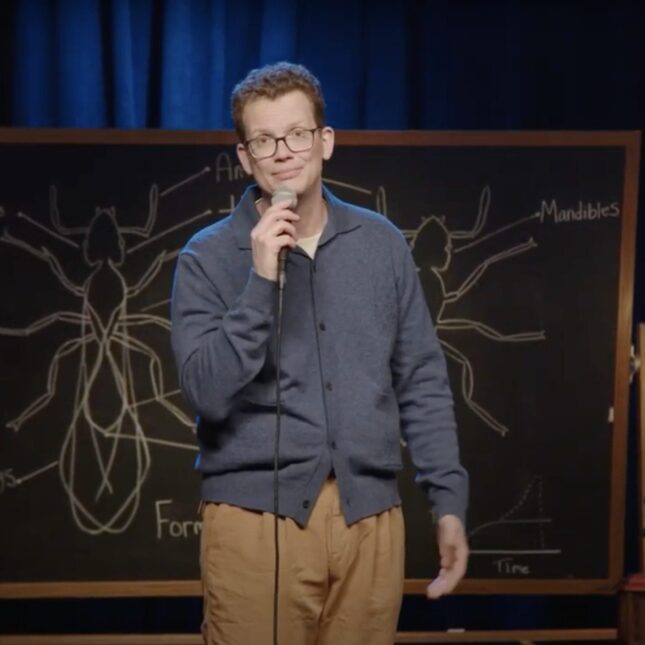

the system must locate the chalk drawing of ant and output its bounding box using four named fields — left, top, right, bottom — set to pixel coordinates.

left=0, top=170, right=212, bottom=534
left=403, top=186, right=546, bottom=437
